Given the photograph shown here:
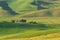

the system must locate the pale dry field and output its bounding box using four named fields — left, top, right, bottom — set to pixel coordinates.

left=2, top=33, right=60, bottom=40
